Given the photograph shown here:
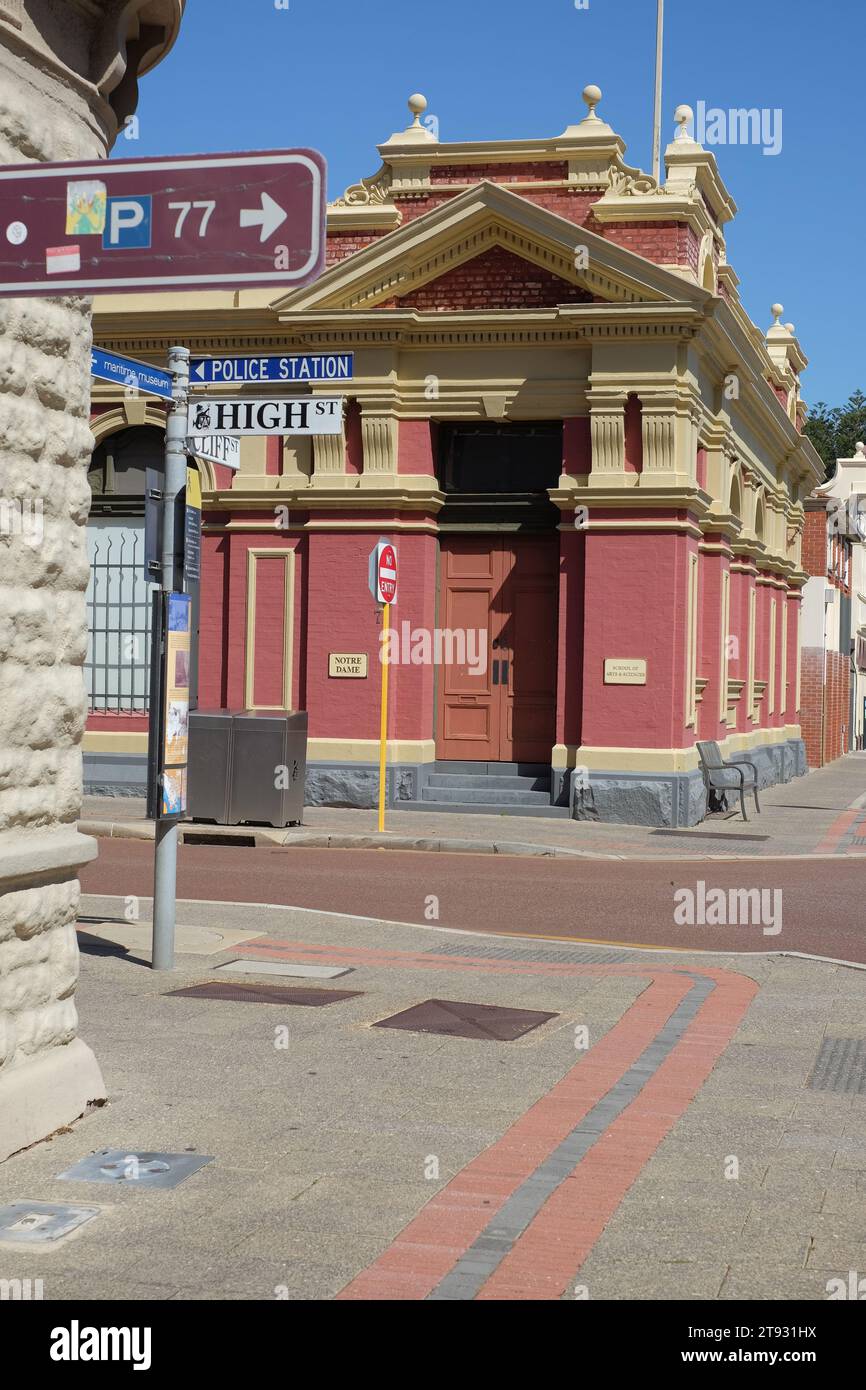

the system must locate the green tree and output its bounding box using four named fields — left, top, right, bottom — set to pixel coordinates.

left=805, top=391, right=866, bottom=477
